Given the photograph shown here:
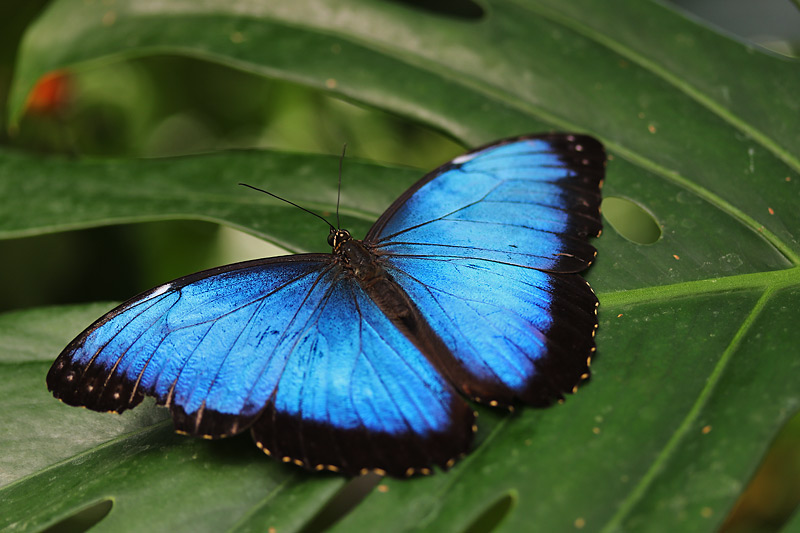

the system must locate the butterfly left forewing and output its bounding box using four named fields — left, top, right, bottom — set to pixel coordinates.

left=367, top=134, right=604, bottom=274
